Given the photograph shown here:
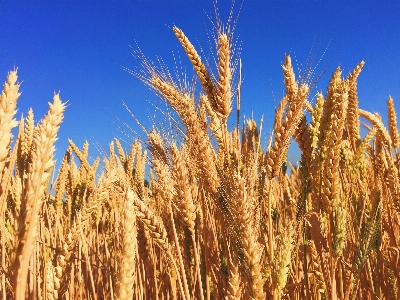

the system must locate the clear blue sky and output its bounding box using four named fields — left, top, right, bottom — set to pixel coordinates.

left=1, top=1, right=399, bottom=164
